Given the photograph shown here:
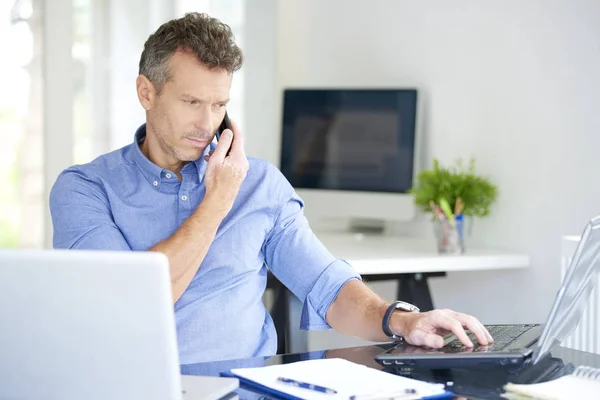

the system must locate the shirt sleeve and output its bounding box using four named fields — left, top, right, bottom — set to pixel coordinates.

left=262, top=167, right=361, bottom=330
left=49, top=167, right=132, bottom=251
